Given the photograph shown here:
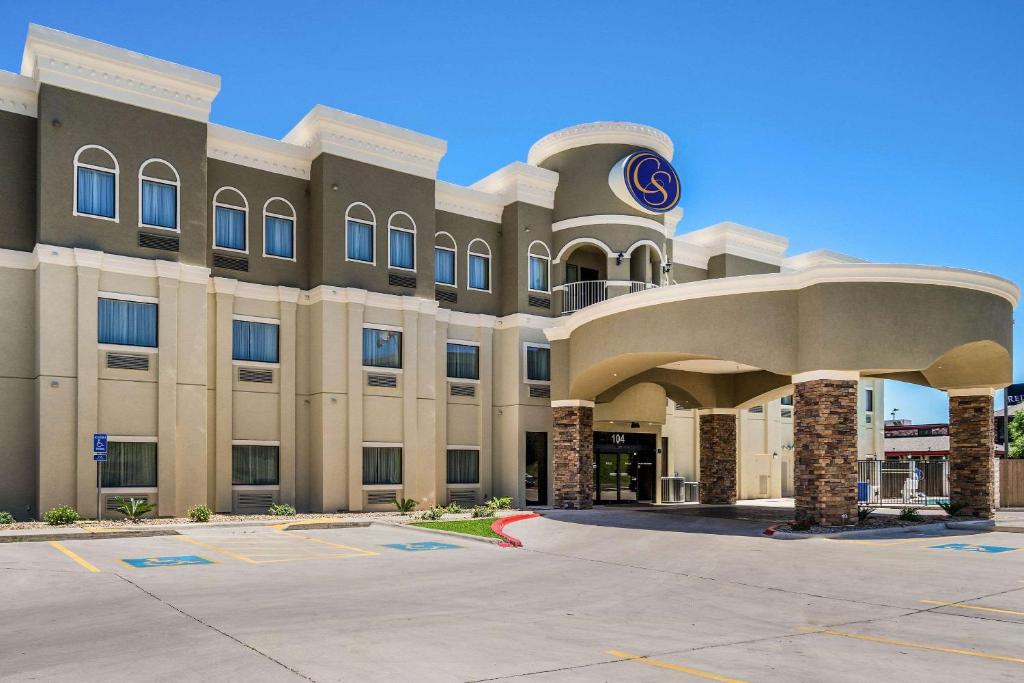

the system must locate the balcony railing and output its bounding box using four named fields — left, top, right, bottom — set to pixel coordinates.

left=554, top=280, right=658, bottom=315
